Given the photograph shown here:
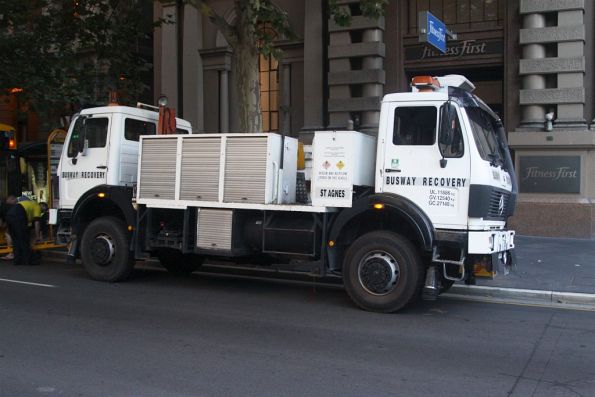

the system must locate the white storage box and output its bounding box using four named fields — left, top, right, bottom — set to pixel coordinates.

left=137, top=133, right=297, bottom=205
left=311, top=131, right=376, bottom=207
